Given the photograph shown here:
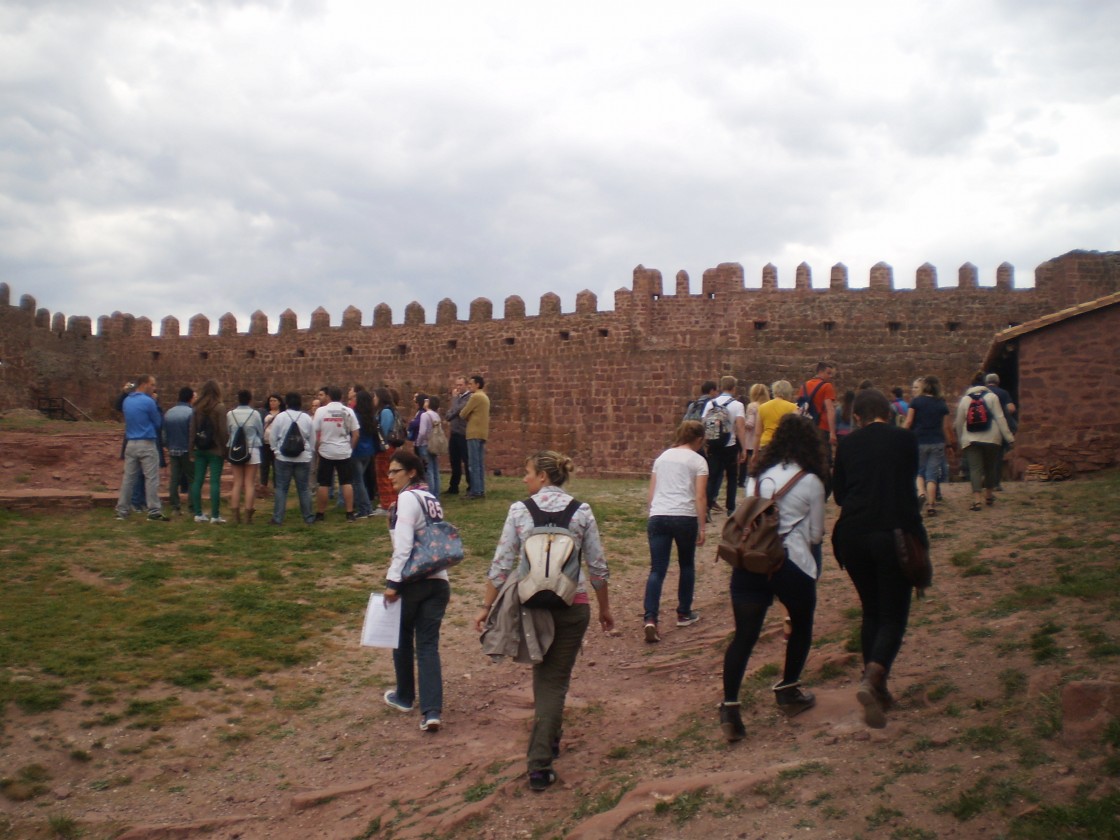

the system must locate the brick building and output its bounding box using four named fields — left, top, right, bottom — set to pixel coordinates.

left=984, top=290, right=1120, bottom=476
